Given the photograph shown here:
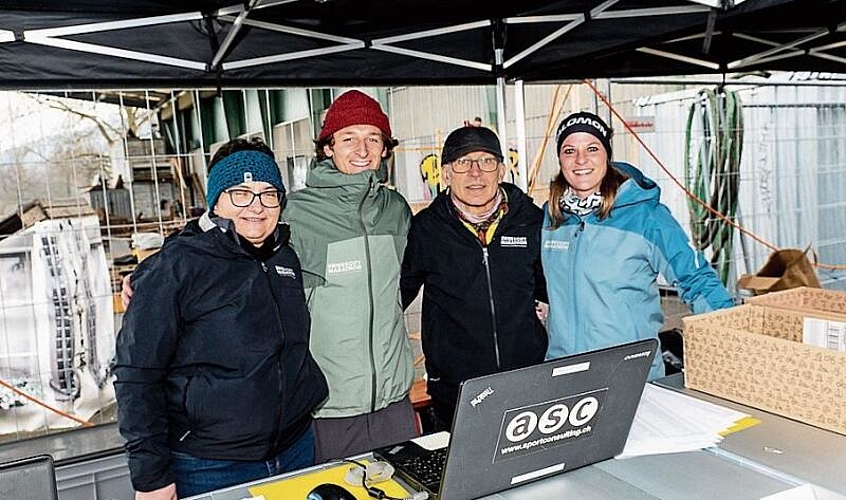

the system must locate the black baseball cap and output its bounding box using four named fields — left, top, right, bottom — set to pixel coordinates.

left=441, top=126, right=503, bottom=165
